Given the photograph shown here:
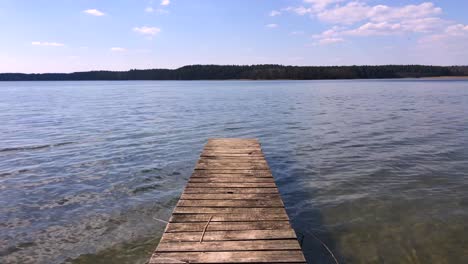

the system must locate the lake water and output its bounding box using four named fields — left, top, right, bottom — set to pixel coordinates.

left=0, top=80, right=467, bottom=264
